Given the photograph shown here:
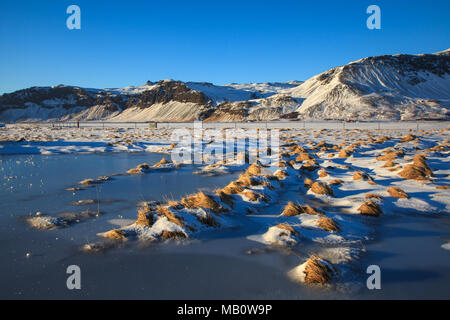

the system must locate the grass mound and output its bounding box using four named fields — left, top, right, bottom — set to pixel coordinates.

left=310, top=182, right=334, bottom=196
left=281, top=202, right=303, bottom=216
left=127, top=163, right=150, bottom=174
left=358, top=200, right=382, bottom=216
left=303, top=255, right=333, bottom=284
left=135, top=204, right=153, bottom=227
left=317, top=217, right=339, bottom=232
left=387, top=186, right=409, bottom=199
left=180, top=192, right=226, bottom=213
left=156, top=206, right=184, bottom=226
left=160, top=231, right=187, bottom=239
left=153, top=157, right=170, bottom=168
left=276, top=223, right=298, bottom=236
left=101, top=229, right=126, bottom=240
